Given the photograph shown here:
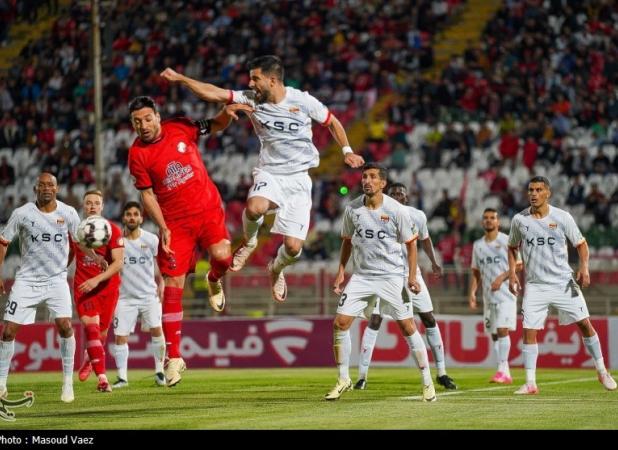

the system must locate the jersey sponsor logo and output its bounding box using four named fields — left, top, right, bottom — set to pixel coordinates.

left=257, top=119, right=301, bottom=132
left=125, top=256, right=151, bottom=265
left=30, top=233, right=64, bottom=243
left=163, top=161, right=194, bottom=190
left=354, top=228, right=387, bottom=239
left=525, top=236, right=556, bottom=246
left=479, top=256, right=501, bottom=265
left=177, top=142, right=187, bottom=153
